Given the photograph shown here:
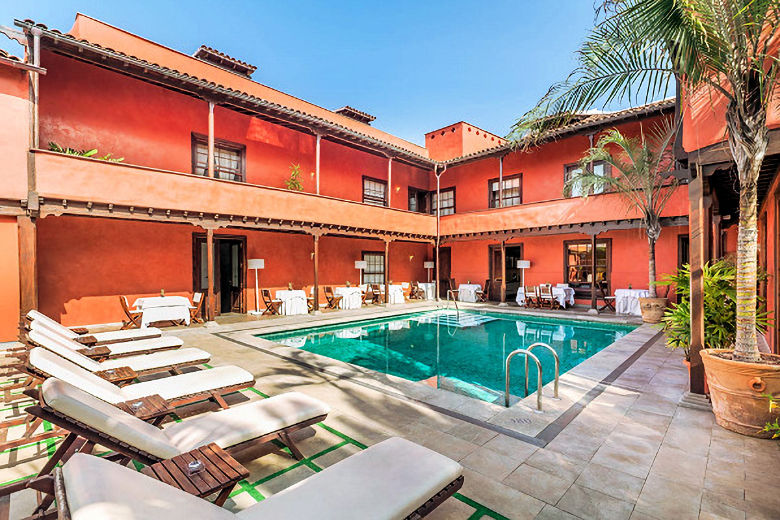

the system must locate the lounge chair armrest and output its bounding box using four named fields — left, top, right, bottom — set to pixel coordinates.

left=69, top=327, right=90, bottom=335
left=116, top=394, right=174, bottom=423
left=95, top=366, right=138, bottom=385
left=74, top=335, right=98, bottom=346
left=76, top=345, right=112, bottom=361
